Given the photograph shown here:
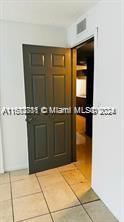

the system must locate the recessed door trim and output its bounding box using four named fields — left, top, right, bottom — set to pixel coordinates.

left=71, top=27, right=98, bottom=182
